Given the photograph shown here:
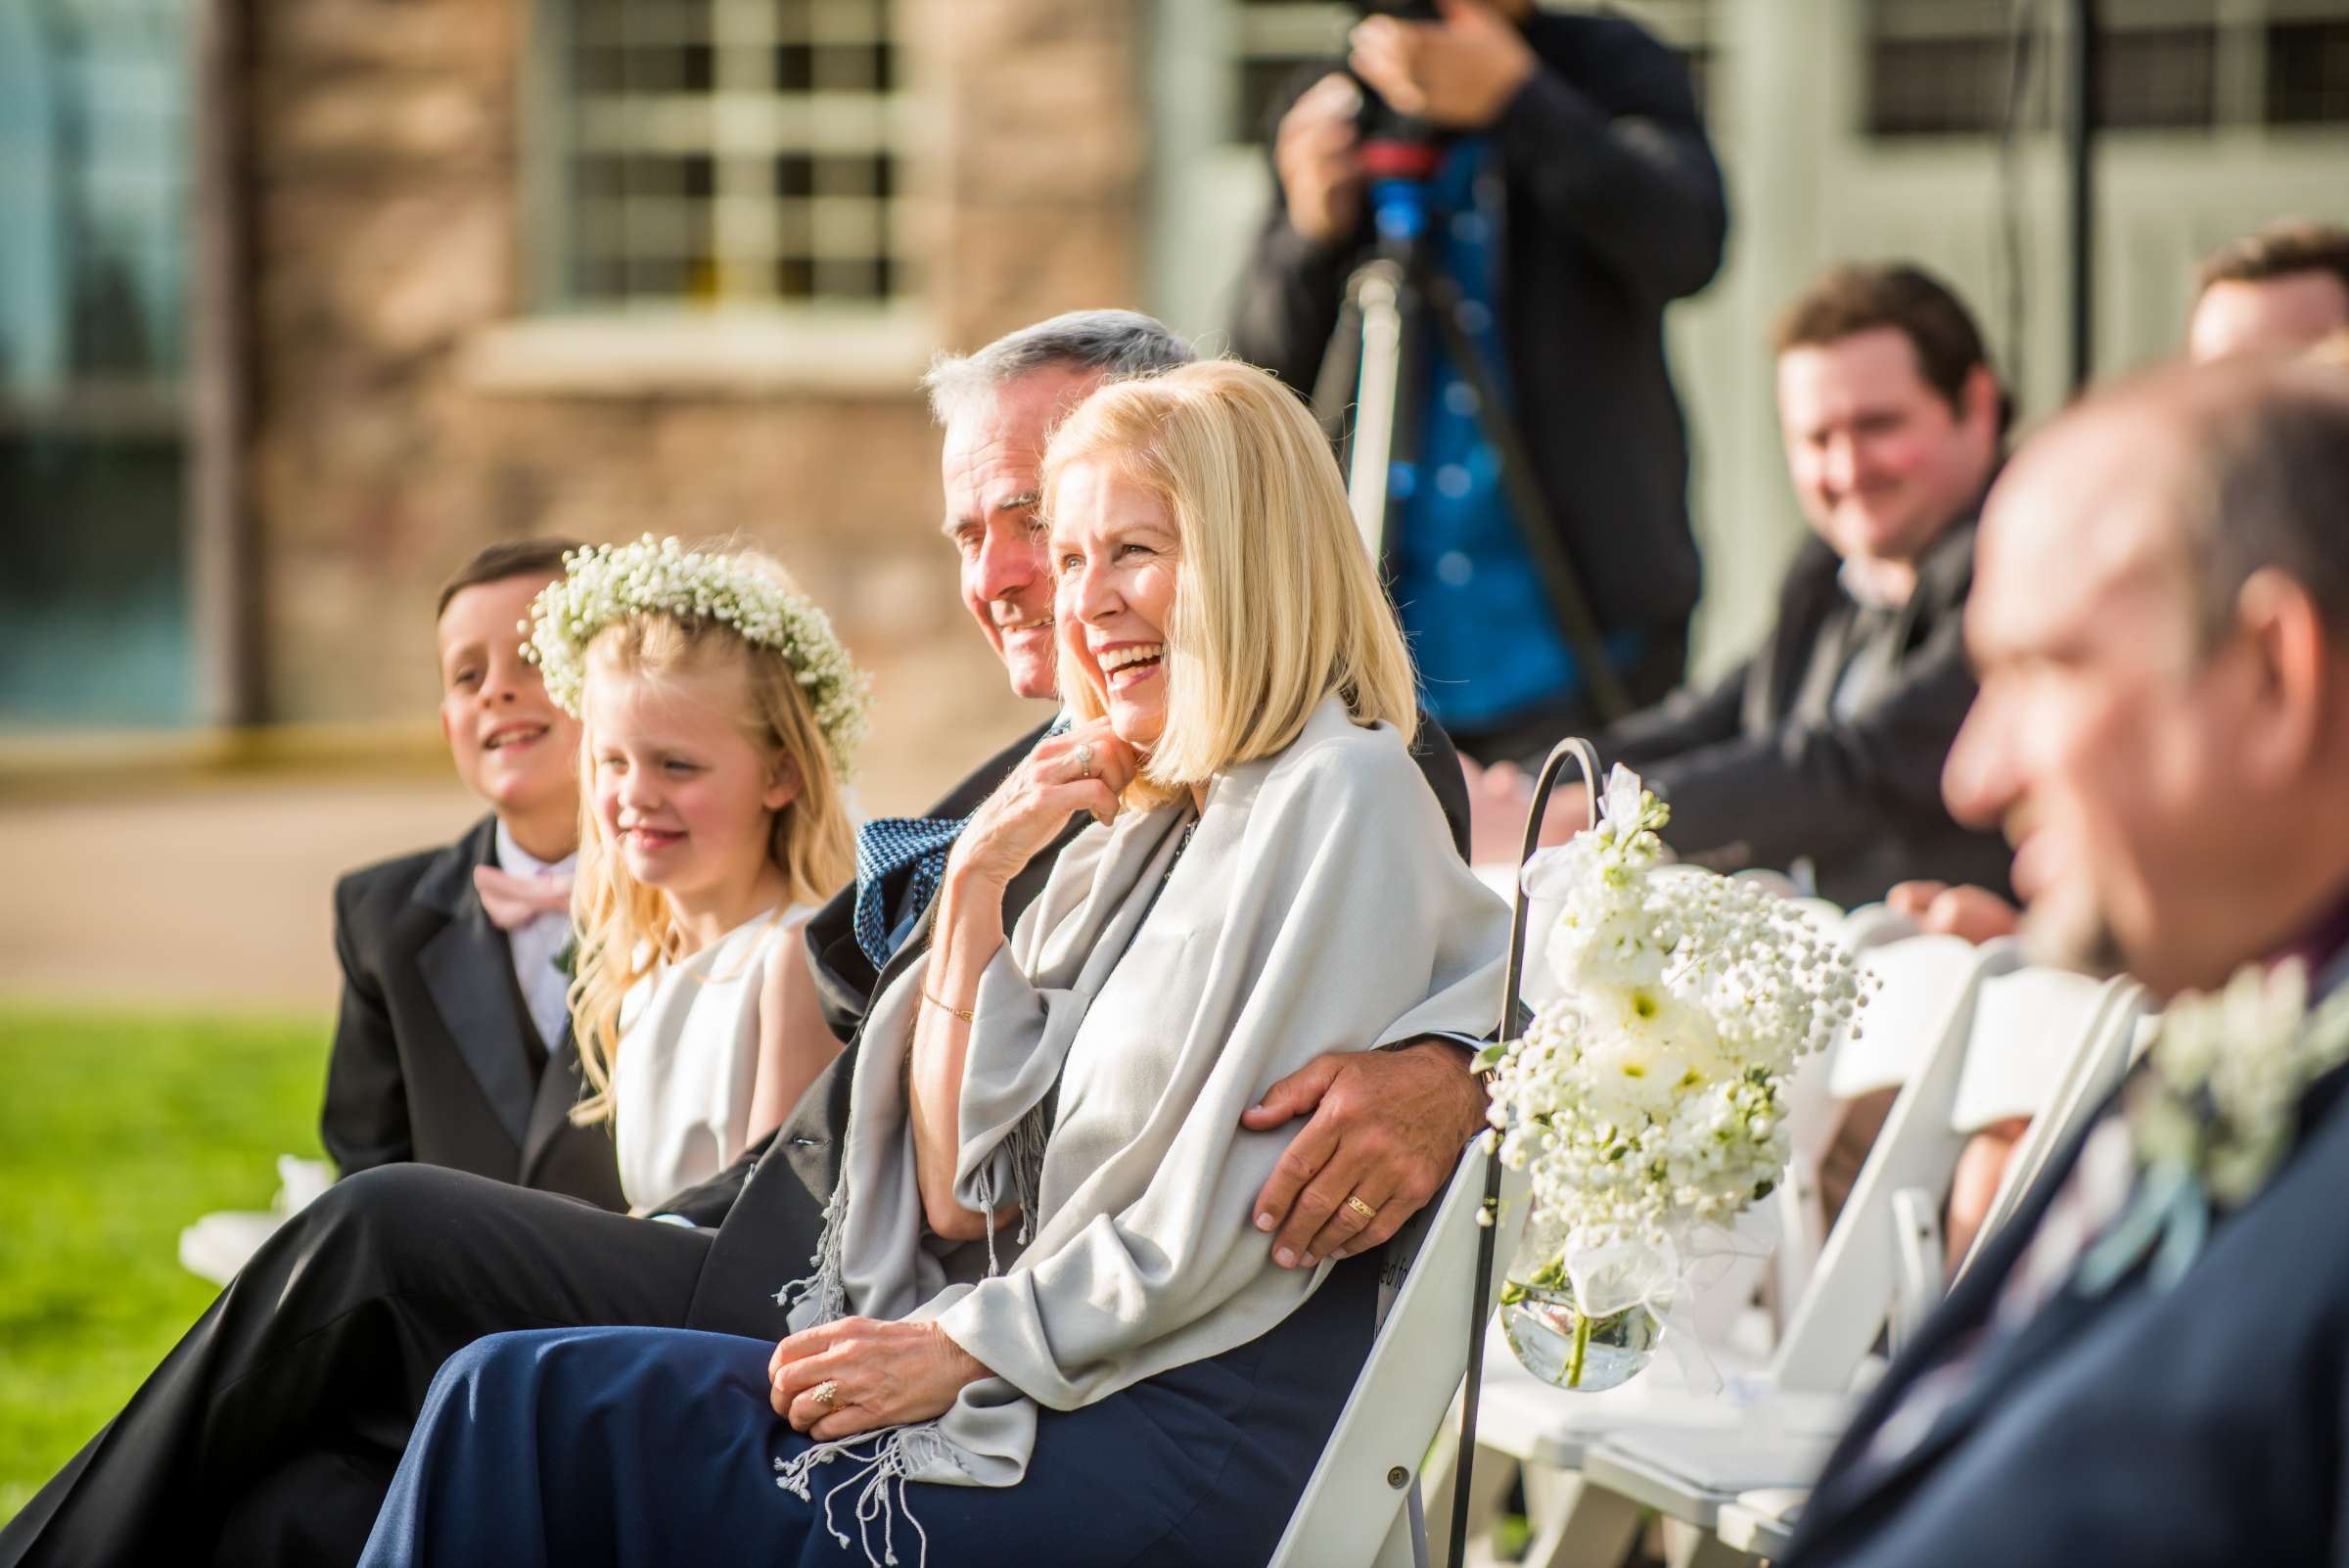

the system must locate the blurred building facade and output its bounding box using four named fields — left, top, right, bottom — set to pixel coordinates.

left=2, top=0, right=2345, bottom=806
